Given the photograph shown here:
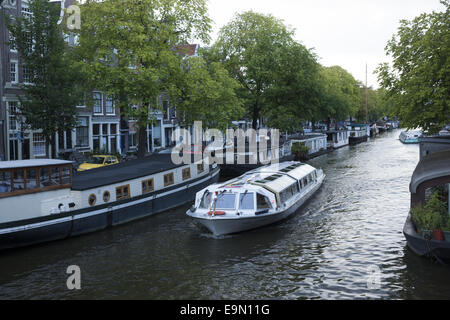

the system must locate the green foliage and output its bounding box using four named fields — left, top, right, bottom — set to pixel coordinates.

left=319, top=66, right=360, bottom=123
left=291, top=142, right=309, bottom=154
left=73, top=0, right=212, bottom=156
left=171, top=49, right=245, bottom=131
left=6, top=0, right=86, bottom=157
left=212, top=11, right=321, bottom=130
left=376, top=1, right=450, bottom=134
left=412, top=191, right=448, bottom=230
